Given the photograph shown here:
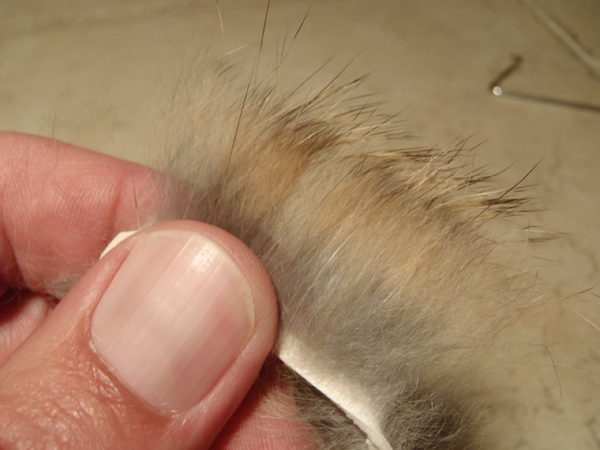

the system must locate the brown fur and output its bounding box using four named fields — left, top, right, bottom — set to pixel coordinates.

left=156, top=58, right=539, bottom=449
